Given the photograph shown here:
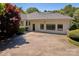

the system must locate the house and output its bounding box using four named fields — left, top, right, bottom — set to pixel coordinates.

left=20, top=12, right=72, bottom=34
